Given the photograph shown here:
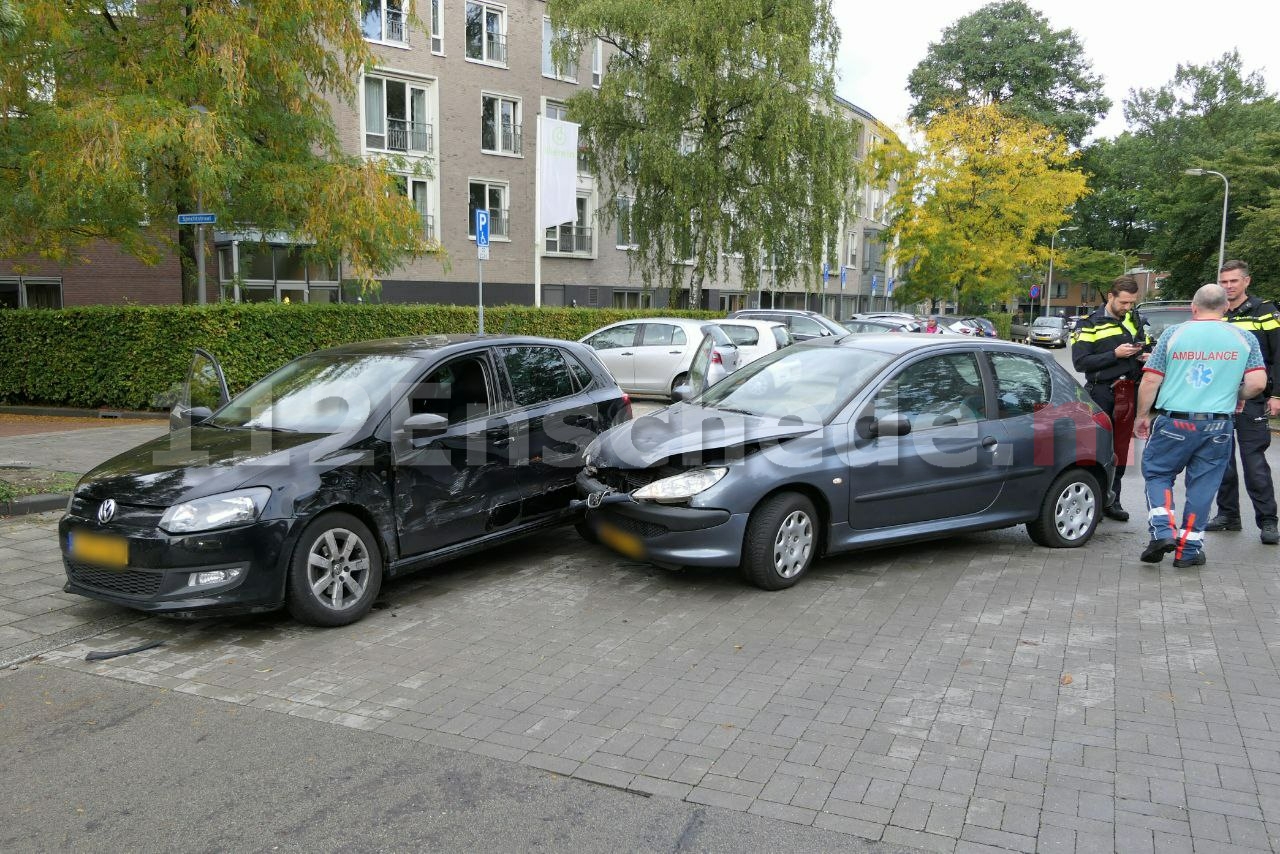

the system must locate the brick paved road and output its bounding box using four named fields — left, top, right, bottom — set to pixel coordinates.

left=7, top=500, right=1280, bottom=853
